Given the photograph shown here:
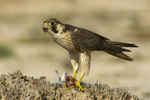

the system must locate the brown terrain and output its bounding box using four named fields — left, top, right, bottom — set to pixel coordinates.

left=0, top=71, right=140, bottom=100
left=0, top=0, right=150, bottom=99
